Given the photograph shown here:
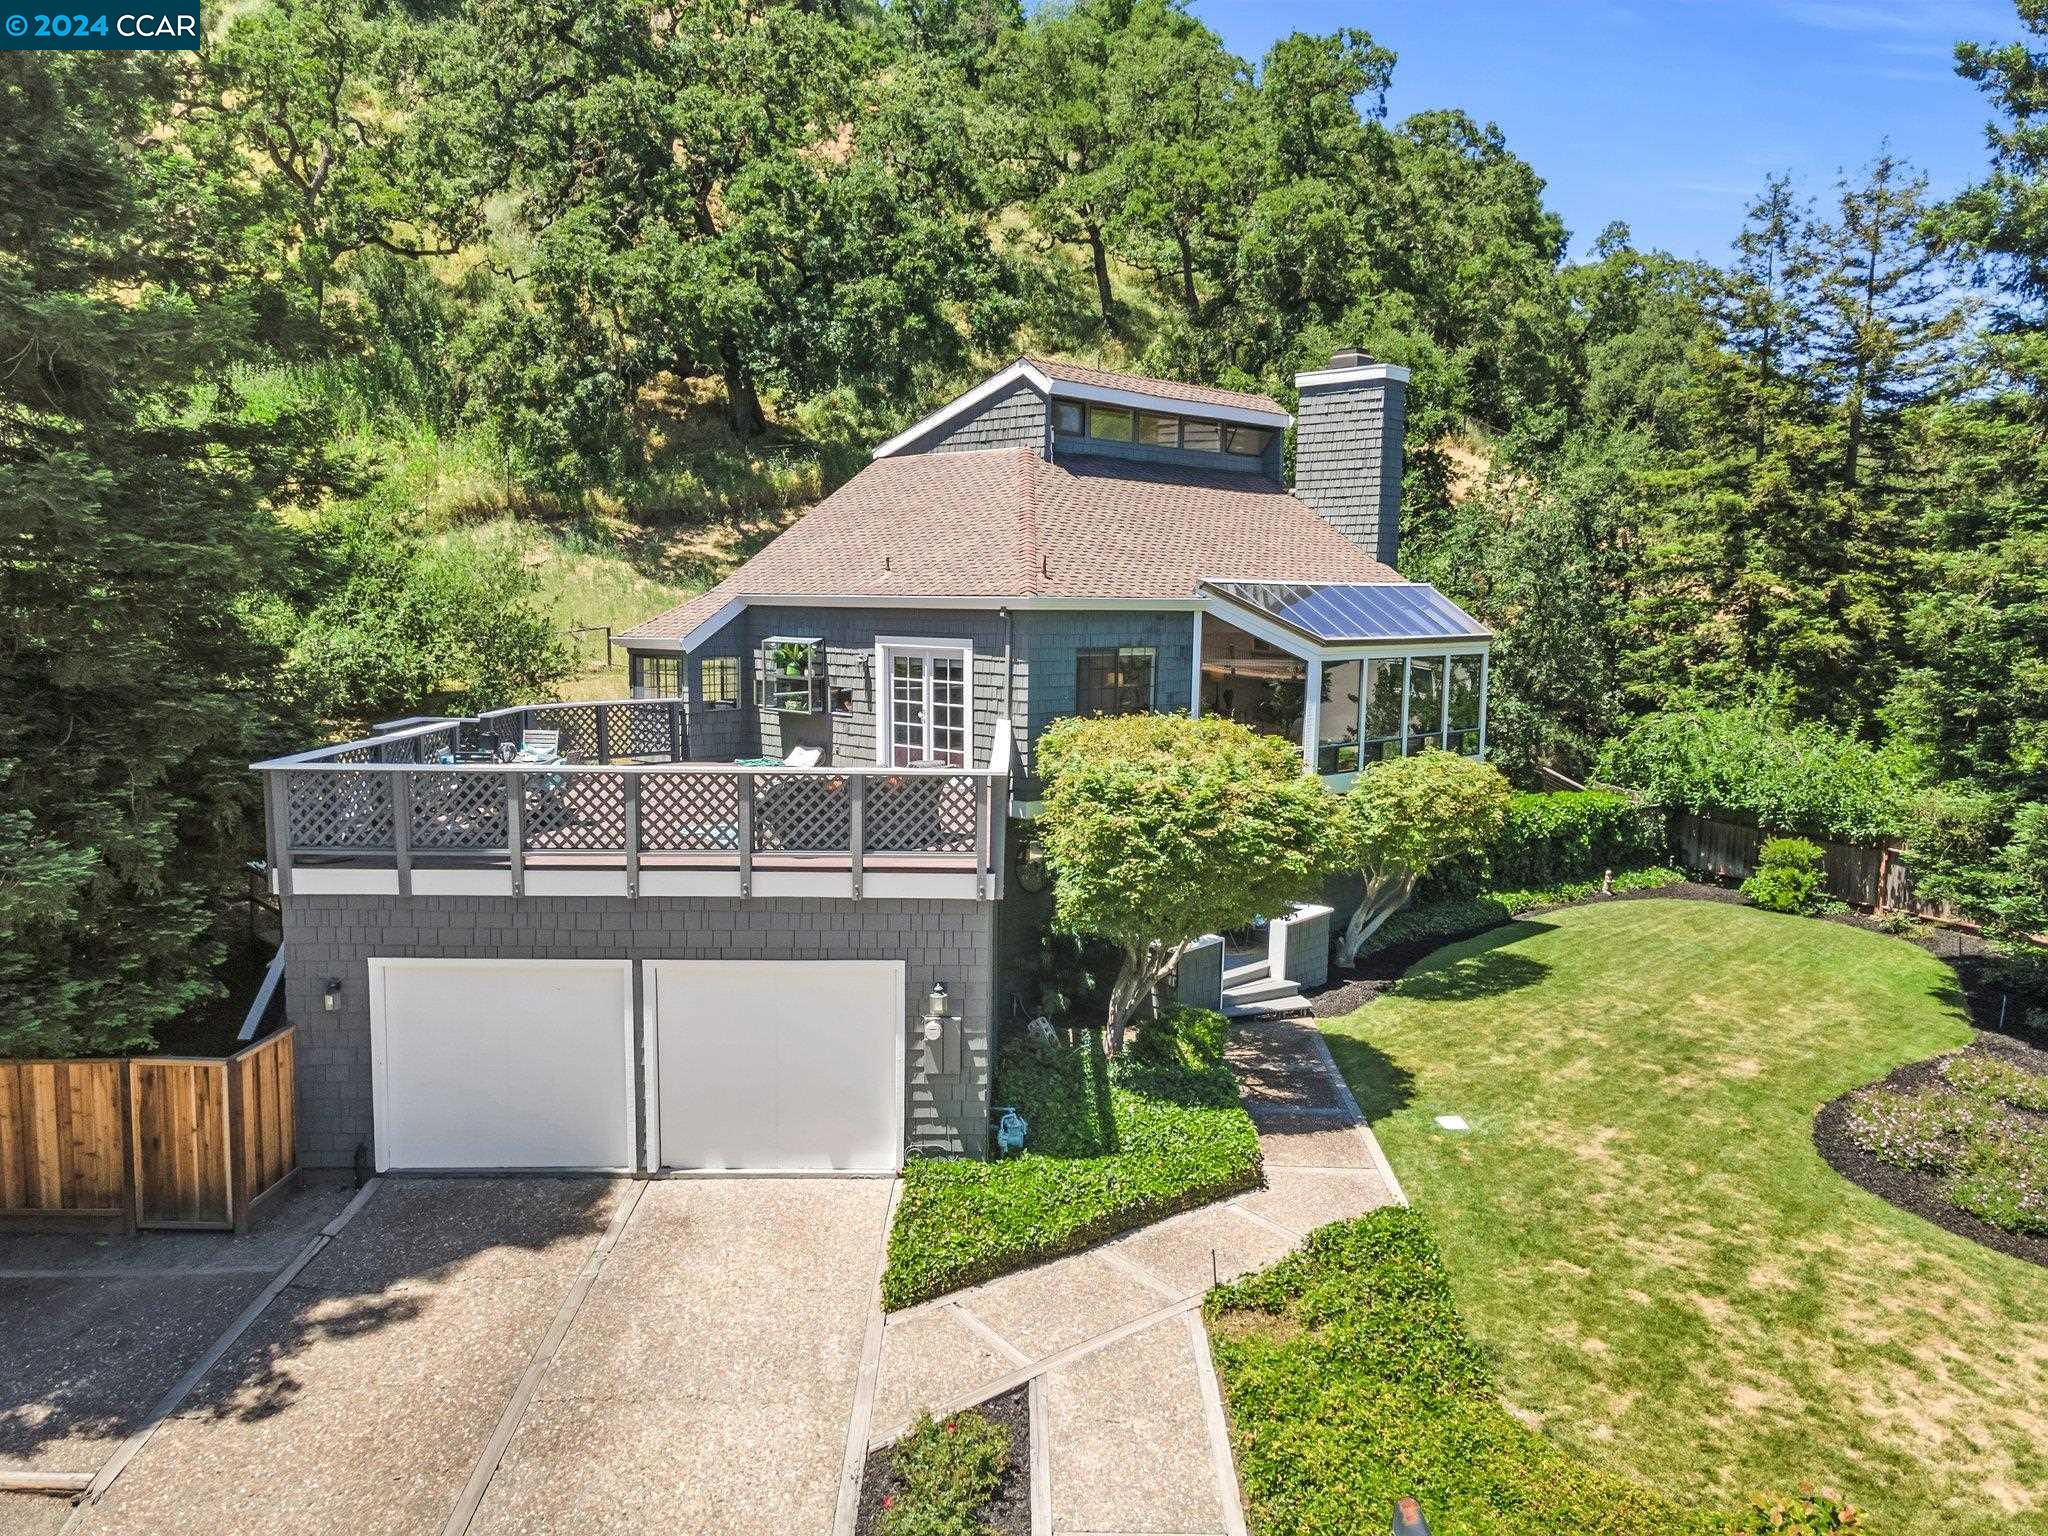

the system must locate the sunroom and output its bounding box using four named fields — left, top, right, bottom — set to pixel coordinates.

left=1193, top=579, right=1491, bottom=784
